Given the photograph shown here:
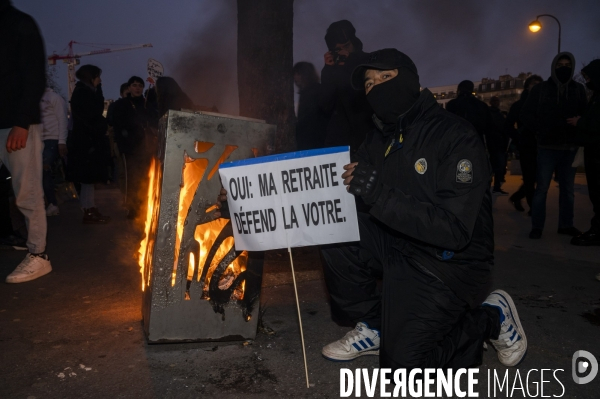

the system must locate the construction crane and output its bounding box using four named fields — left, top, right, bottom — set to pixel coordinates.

left=48, top=41, right=153, bottom=98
